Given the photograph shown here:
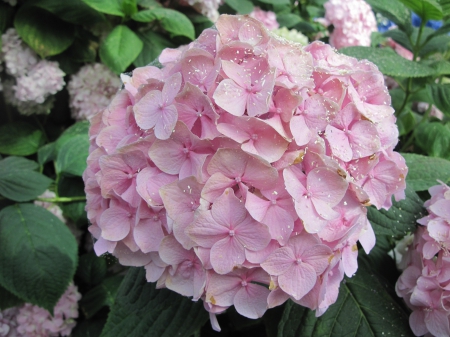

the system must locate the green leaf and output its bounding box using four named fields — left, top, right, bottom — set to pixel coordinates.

left=425, top=60, right=450, bottom=76
left=367, top=185, right=423, bottom=237
left=72, top=318, right=107, bottom=337
left=14, top=6, right=75, bottom=58
left=402, top=153, right=450, bottom=191
left=80, top=276, right=123, bottom=318
left=258, top=0, right=289, bottom=4
left=340, top=46, right=436, bottom=77
left=0, top=156, right=39, bottom=171
left=122, top=0, right=138, bottom=16
left=27, top=0, right=106, bottom=25
left=100, top=267, right=208, bottom=337
left=276, top=14, right=302, bottom=28
left=76, top=252, right=108, bottom=287
left=100, top=25, right=143, bottom=74
left=365, top=0, right=413, bottom=35
left=415, top=122, right=450, bottom=159
left=277, top=259, right=414, bottom=337
left=224, top=0, right=254, bottom=14
left=82, top=0, right=124, bottom=16
left=419, top=34, right=450, bottom=57
left=397, top=109, right=417, bottom=136
left=134, top=31, right=174, bottom=67
left=0, top=122, right=45, bottom=156
left=58, top=175, right=87, bottom=224
left=55, top=121, right=90, bottom=152
left=427, top=83, right=450, bottom=117
left=0, top=283, right=24, bottom=310
left=442, top=0, right=450, bottom=17
left=38, top=142, right=56, bottom=166
left=55, top=134, right=89, bottom=176
left=0, top=204, right=78, bottom=312
left=133, top=8, right=195, bottom=40
left=0, top=157, right=52, bottom=202
left=399, top=0, right=443, bottom=21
